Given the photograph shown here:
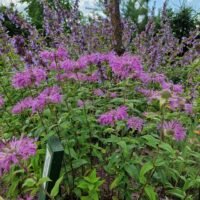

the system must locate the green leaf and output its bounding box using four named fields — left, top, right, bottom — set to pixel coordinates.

left=159, top=143, right=174, bottom=154
left=72, top=159, right=88, bottom=169
left=117, top=141, right=128, bottom=156
left=50, top=176, right=63, bottom=197
left=144, top=185, right=157, bottom=200
left=78, top=181, right=89, bottom=190
left=84, top=169, right=98, bottom=183
left=139, top=162, right=153, bottom=184
left=37, top=177, right=51, bottom=186
left=124, top=164, right=138, bottom=178
left=183, top=179, right=198, bottom=191
left=22, top=178, right=36, bottom=188
left=167, top=188, right=186, bottom=199
left=142, top=135, right=159, bottom=148
left=110, top=174, right=123, bottom=190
